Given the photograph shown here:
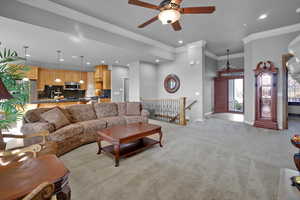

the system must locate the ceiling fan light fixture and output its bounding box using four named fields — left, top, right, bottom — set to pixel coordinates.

left=158, top=9, right=181, bottom=25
